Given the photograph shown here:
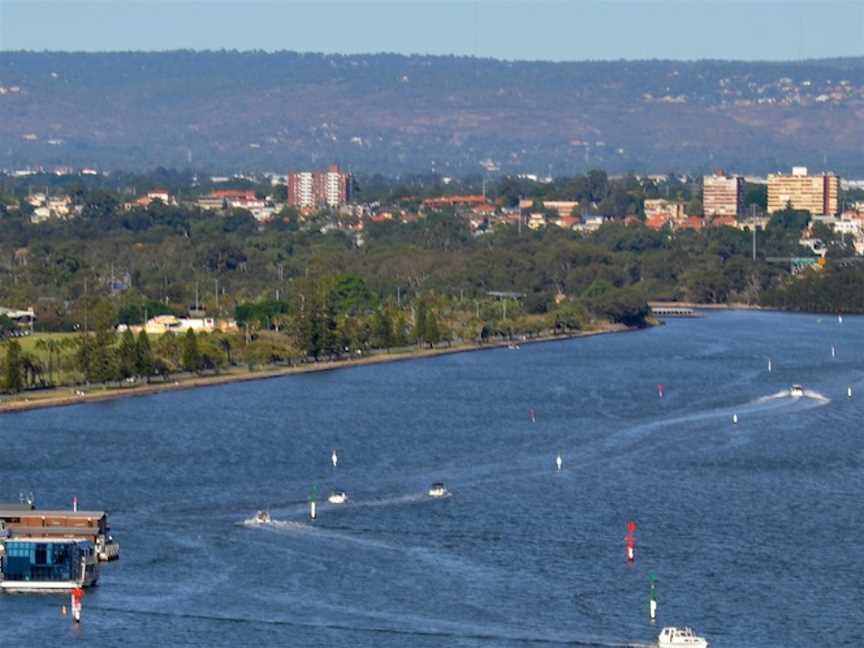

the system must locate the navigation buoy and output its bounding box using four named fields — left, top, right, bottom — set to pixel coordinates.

left=732, top=414, right=739, bottom=425
left=555, top=454, right=562, bottom=472
left=768, top=359, right=772, bottom=373
left=838, top=315, right=843, bottom=324
left=529, top=408, right=536, bottom=423
left=848, top=386, right=853, bottom=399
left=626, top=520, right=637, bottom=562
left=832, top=345, right=836, bottom=359
left=657, top=384, right=664, bottom=399
left=72, top=496, right=78, bottom=513
left=309, top=484, right=318, bottom=519
left=71, top=588, right=83, bottom=624
left=649, top=576, right=657, bottom=622
left=331, top=449, right=338, bottom=468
